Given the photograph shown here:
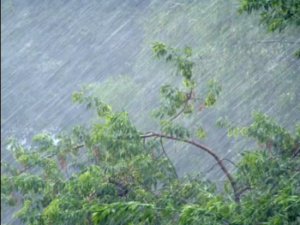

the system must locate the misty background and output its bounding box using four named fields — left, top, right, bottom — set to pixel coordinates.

left=1, top=0, right=299, bottom=223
